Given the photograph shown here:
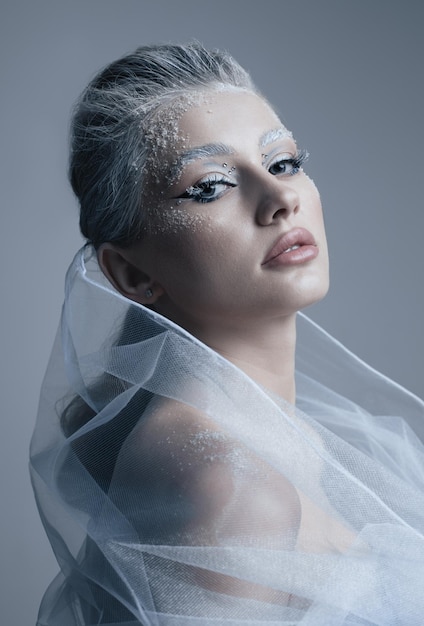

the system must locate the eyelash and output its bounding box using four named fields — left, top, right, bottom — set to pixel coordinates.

left=268, top=149, right=309, bottom=176
left=178, top=174, right=236, bottom=204
left=178, top=150, right=309, bottom=204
